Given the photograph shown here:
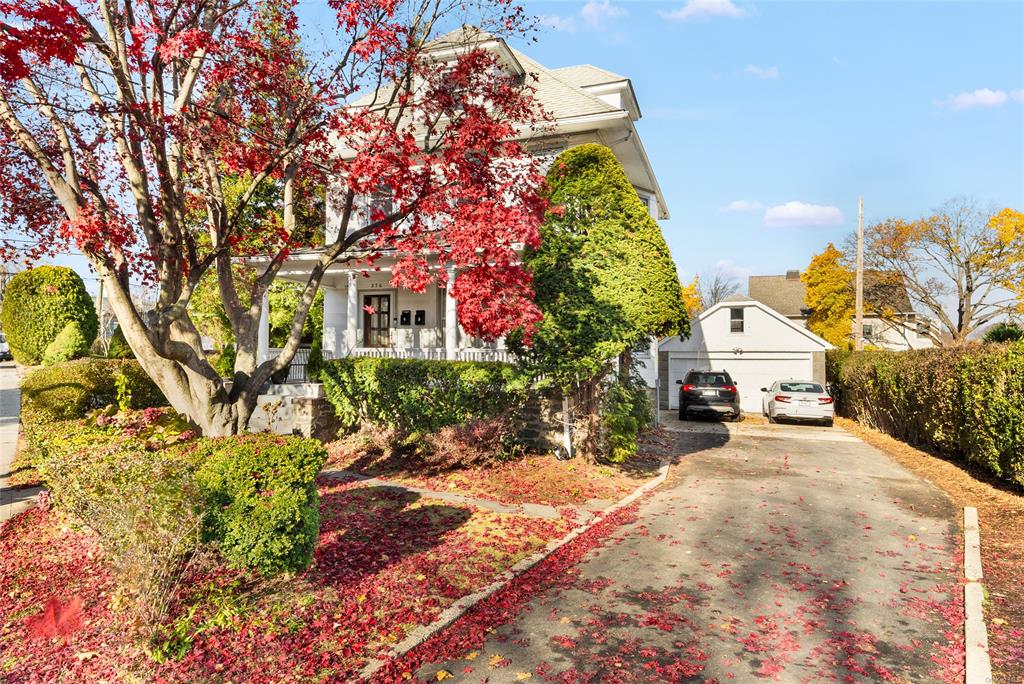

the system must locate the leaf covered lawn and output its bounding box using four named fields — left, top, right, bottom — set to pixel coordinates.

left=325, top=430, right=671, bottom=508
left=0, top=478, right=572, bottom=682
